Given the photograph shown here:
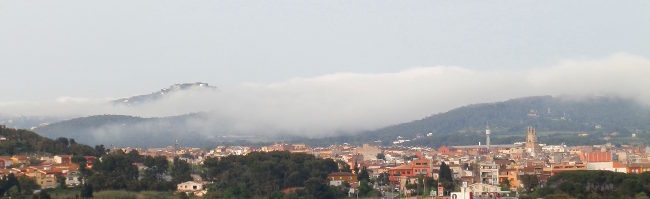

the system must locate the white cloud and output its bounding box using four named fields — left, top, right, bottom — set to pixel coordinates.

left=1, top=53, right=649, bottom=137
